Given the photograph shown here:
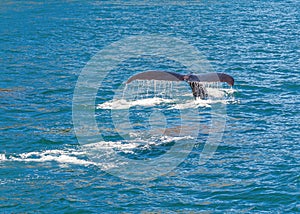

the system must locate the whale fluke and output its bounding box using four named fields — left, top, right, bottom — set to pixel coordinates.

left=126, top=71, right=234, bottom=99
left=126, top=71, right=185, bottom=83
